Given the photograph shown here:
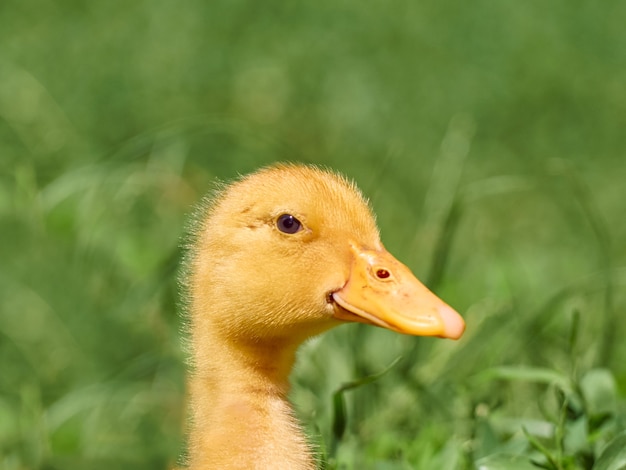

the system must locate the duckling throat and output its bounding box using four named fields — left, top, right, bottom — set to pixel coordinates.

left=187, top=331, right=317, bottom=470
